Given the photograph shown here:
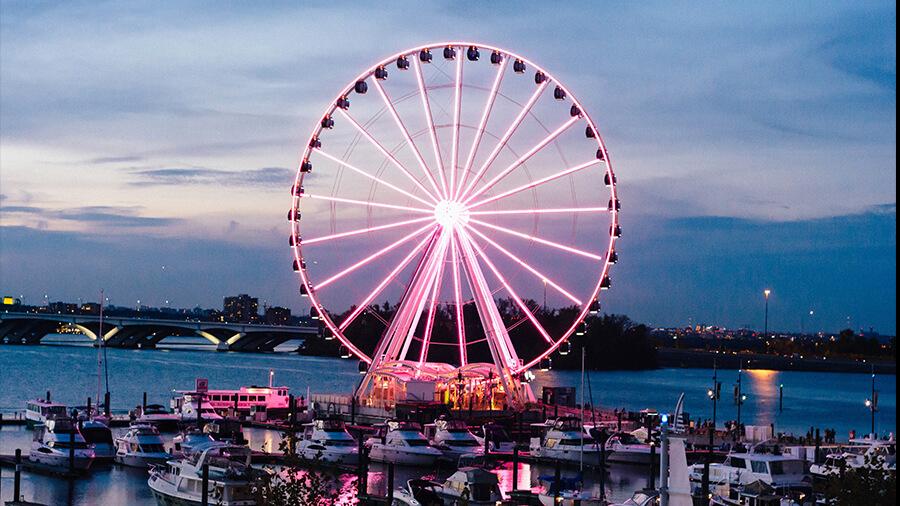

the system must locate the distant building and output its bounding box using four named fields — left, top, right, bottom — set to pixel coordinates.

left=48, top=301, right=78, bottom=314
left=2, top=296, right=21, bottom=307
left=265, top=306, right=291, bottom=326
left=80, top=302, right=101, bottom=314
left=223, top=294, right=259, bottom=323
